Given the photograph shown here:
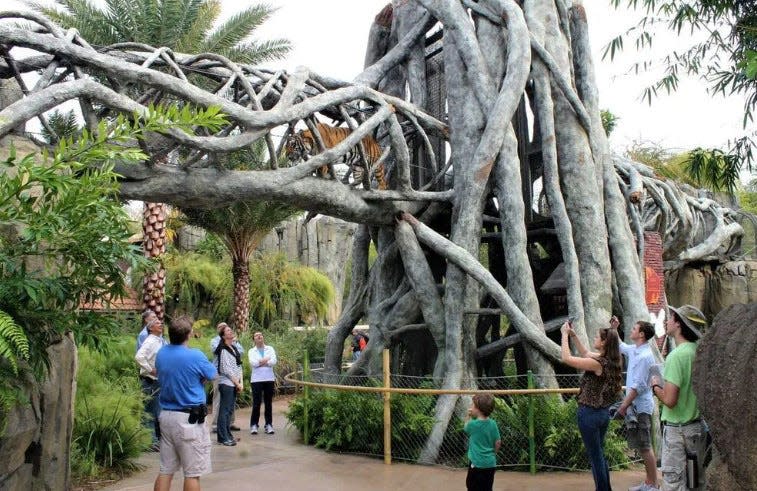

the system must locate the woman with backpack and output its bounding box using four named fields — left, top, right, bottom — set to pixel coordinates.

left=214, top=325, right=243, bottom=446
